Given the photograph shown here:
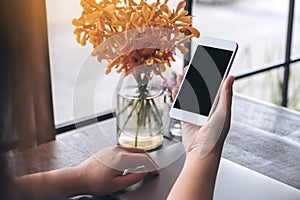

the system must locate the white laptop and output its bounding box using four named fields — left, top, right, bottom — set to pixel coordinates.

left=116, top=143, right=300, bottom=200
